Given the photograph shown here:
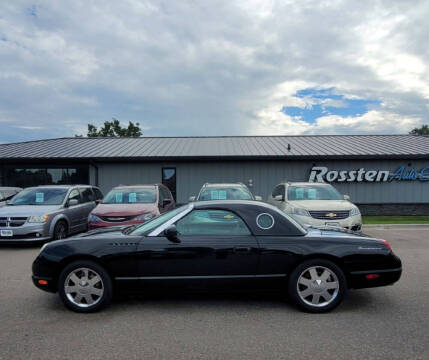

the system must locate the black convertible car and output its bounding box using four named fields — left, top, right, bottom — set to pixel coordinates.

left=32, top=200, right=401, bottom=313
